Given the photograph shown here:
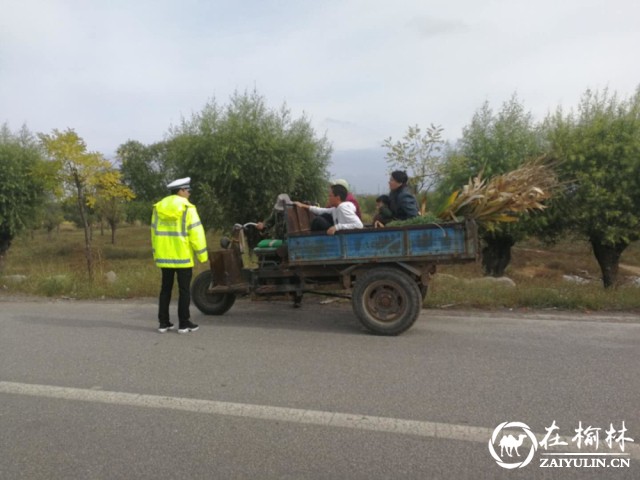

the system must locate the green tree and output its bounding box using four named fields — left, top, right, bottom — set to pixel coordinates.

left=383, top=124, right=445, bottom=209
left=0, top=124, right=54, bottom=270
left=40, top=194, right=65, bottom=239
left=39, top=129, right=113, bottom=280
left=117, top=140, right=170, bottom=223
left=438, top=95, right=546, bottom=276
left=91, top=169, right=136, bottom=244
left=545, top=87, right=640, bottom=287
left=167, top=90, right=331, bottom=229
